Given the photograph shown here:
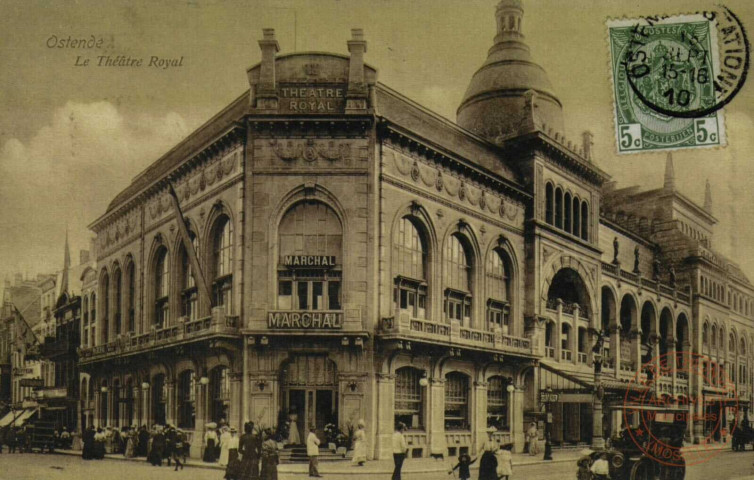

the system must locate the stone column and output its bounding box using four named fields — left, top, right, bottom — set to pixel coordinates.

left=375, top=373, right=395, bottom=460
left=229, top=372, right=242, bottom=430
left=631, top=329, right=642, bottom=374
left=166, top=381, right=176, bottom=427
left=142, top=383, right=150, bottom=427
left=591, top=370, right=605, bottom=449
left=94, top=391, right=101, bottom=428
left=428, top=378, right=447, bottom=457
left=191, top=380, right=207, bottom=458
left=473, top=381, right=488, bottom=453
left=511, top=384, right=525, bottom=451
left=610, top=324, right=621, bottom=374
